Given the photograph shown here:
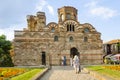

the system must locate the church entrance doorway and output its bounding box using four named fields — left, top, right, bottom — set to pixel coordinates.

left=70, top=47, right=79, bottom=58
left=42, top=51, right=46, bottom=65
